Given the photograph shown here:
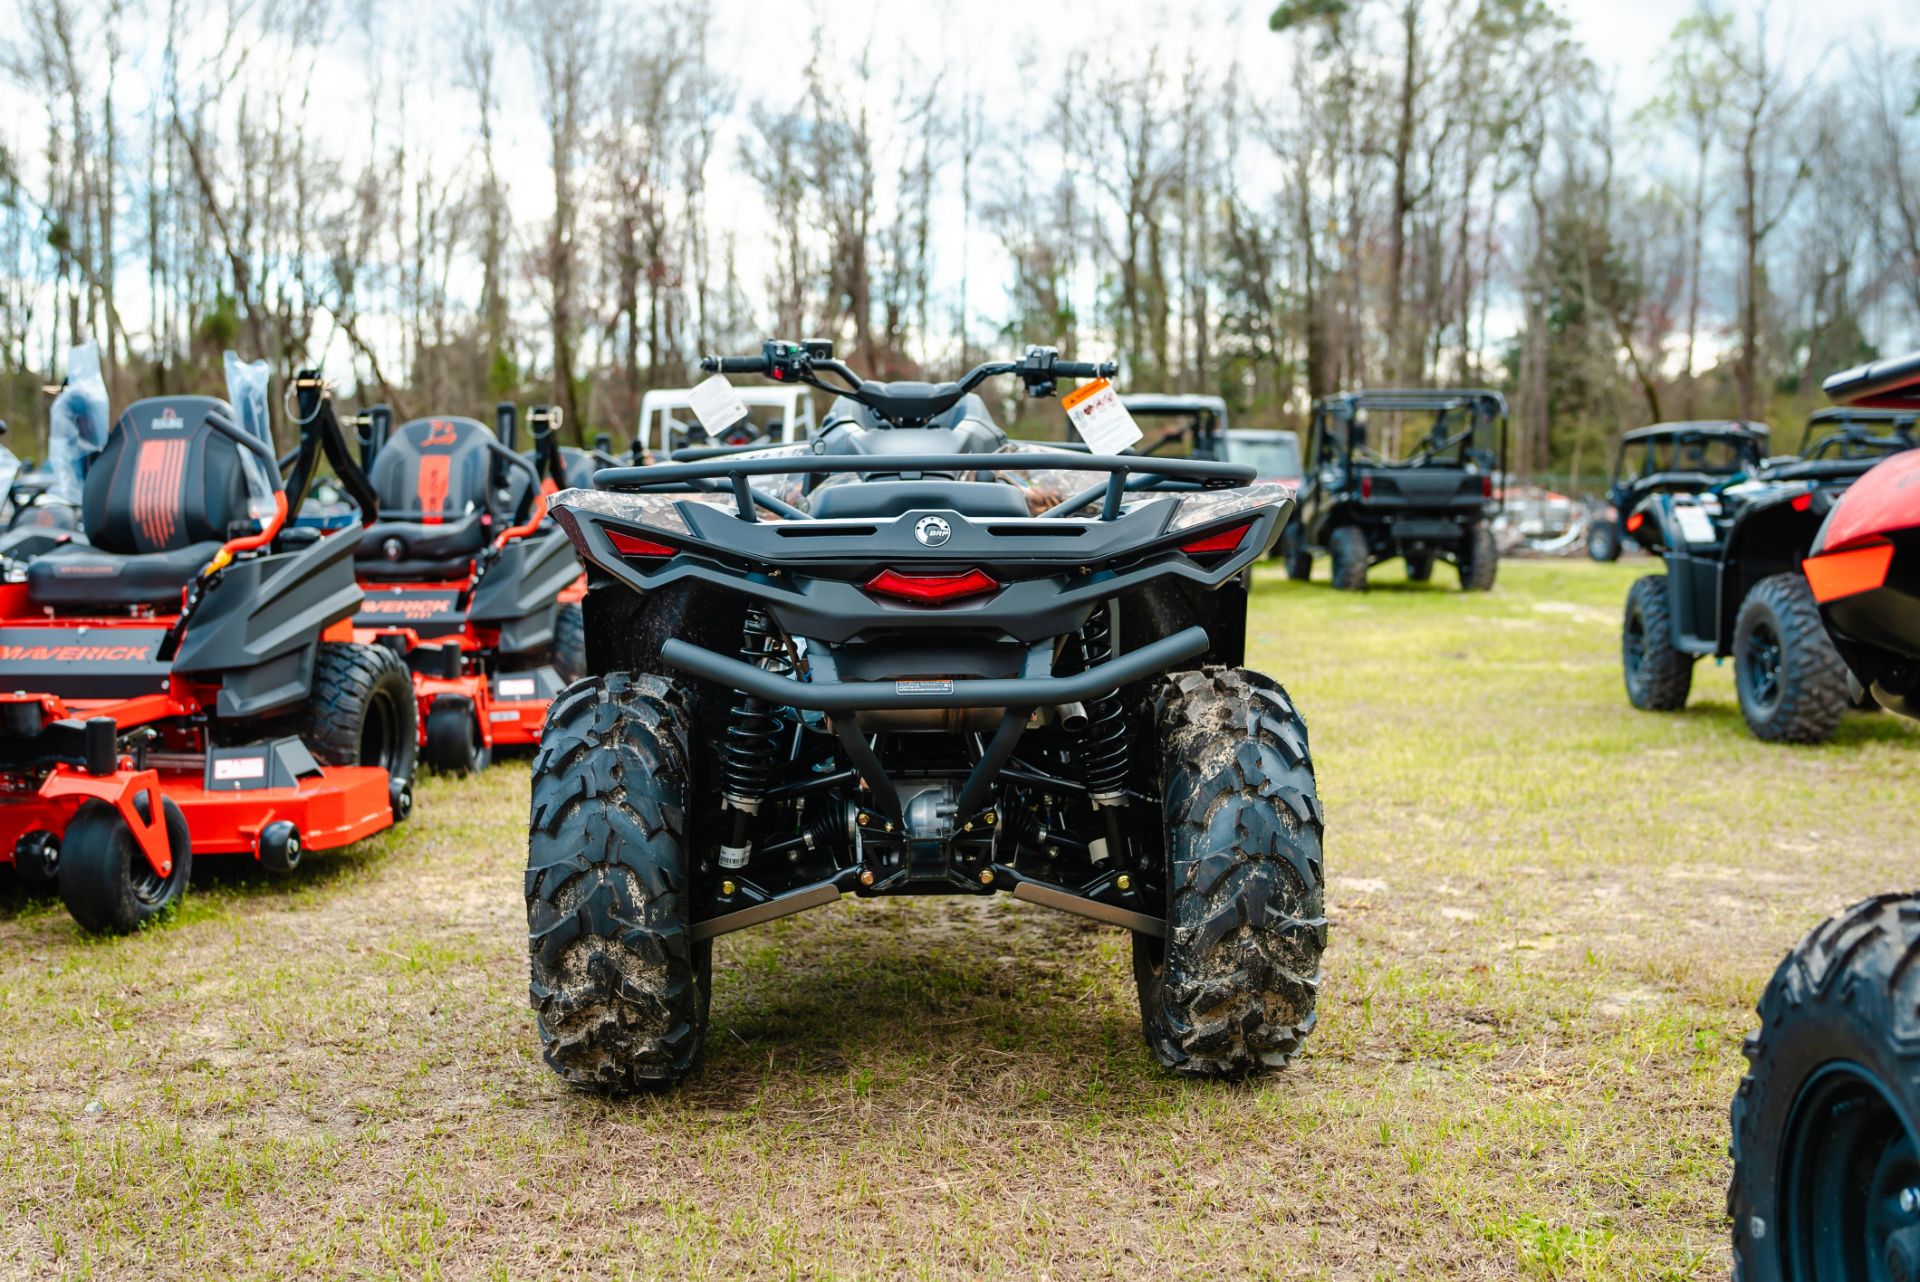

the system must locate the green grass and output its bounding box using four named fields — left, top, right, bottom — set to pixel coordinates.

left=1, top=558, right=1912, bottom=1279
